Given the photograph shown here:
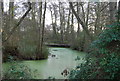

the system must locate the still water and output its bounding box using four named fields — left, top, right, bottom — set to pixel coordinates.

left=3, top=47, right=86, bottom=79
